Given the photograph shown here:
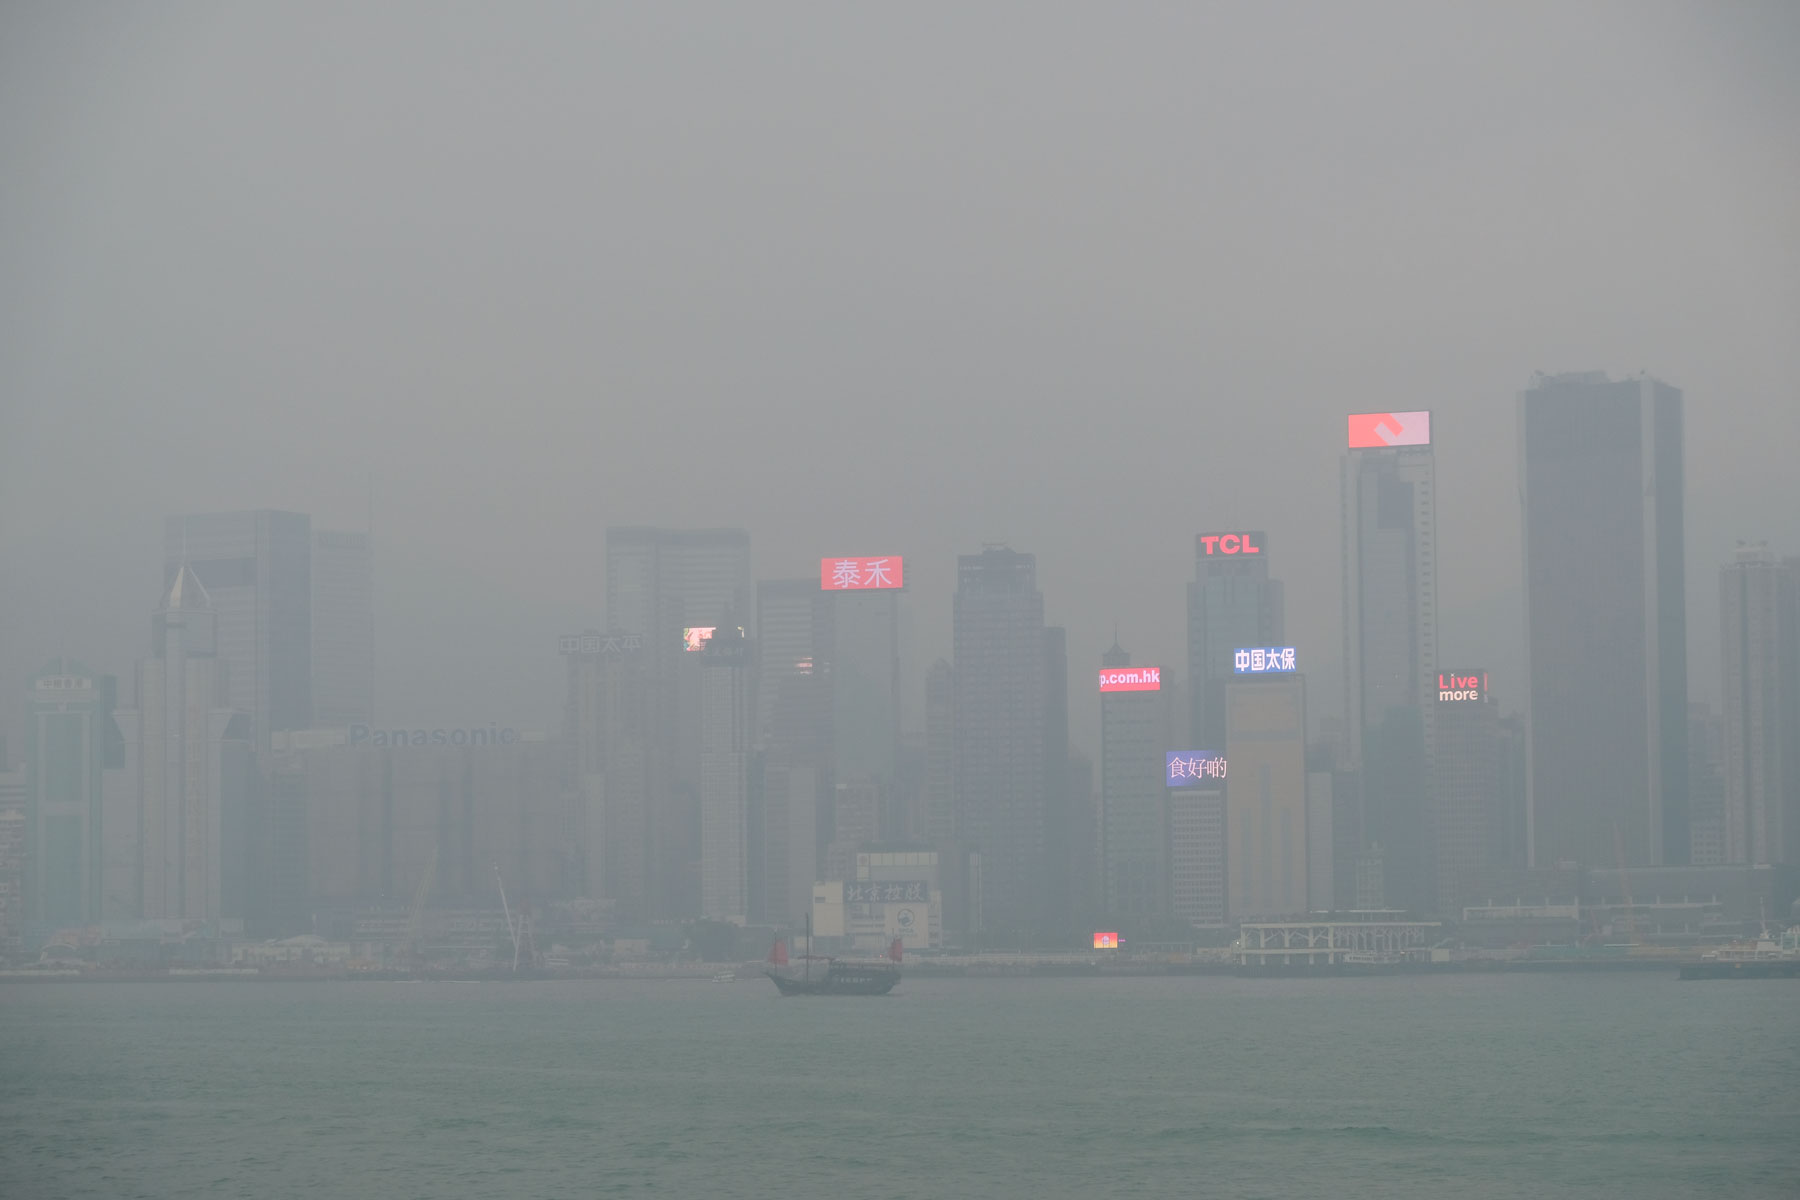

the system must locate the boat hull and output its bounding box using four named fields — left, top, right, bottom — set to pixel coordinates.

left=766, top=965, right=899, bottom=996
